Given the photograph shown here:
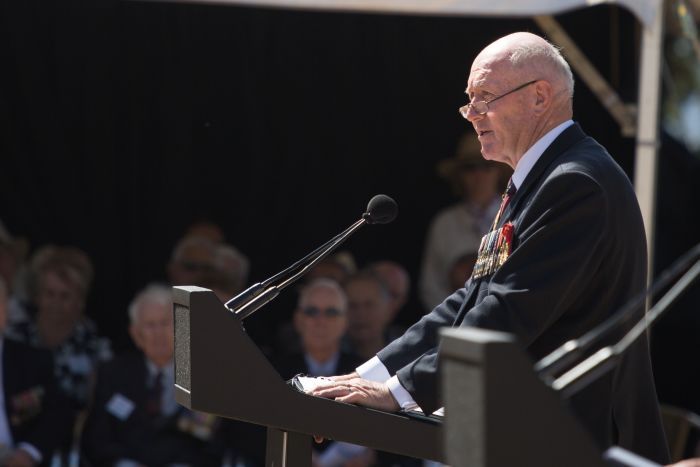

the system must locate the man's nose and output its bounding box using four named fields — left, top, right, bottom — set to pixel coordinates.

left=465, top=106, right=483, bottom=123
